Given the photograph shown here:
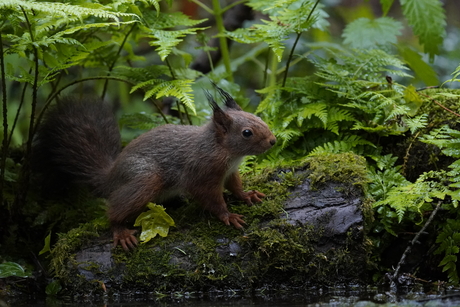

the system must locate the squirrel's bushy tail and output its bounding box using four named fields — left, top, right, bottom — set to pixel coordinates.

left=32, top=97, right=121, bottom=194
